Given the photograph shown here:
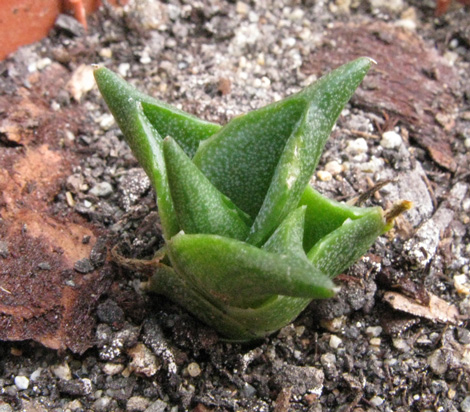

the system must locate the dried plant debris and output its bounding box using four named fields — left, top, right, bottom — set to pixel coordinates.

left=383, top=291, right=462, bottom=325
